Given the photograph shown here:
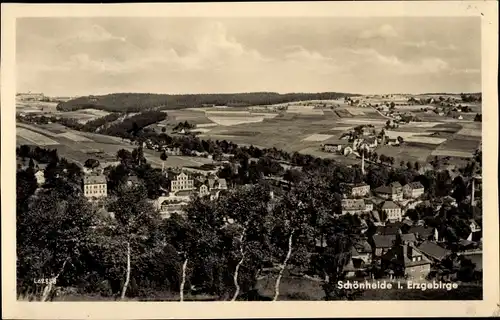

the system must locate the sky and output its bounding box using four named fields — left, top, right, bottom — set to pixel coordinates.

left=16, top=17, right=481, bottom=96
